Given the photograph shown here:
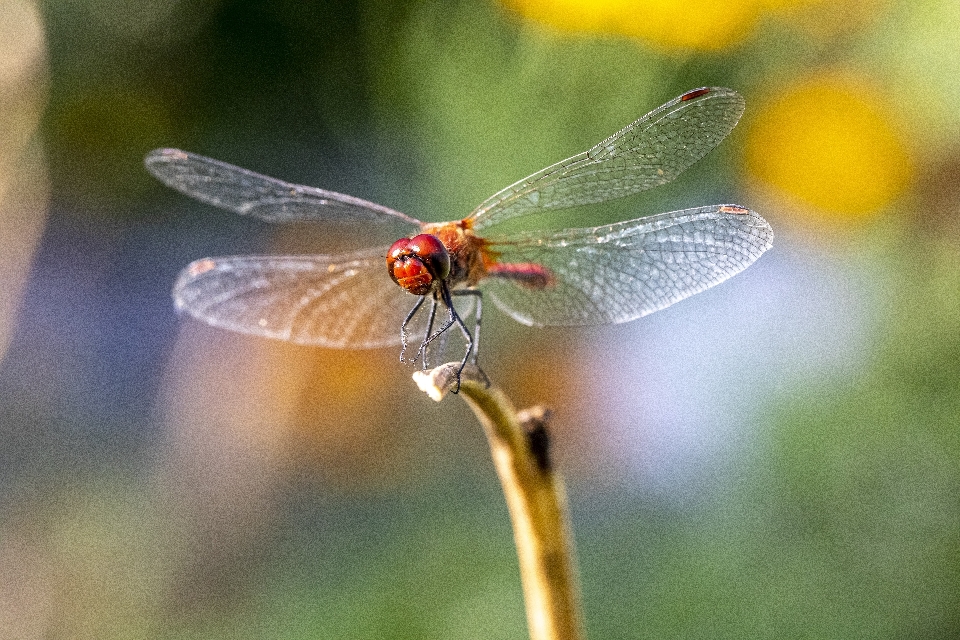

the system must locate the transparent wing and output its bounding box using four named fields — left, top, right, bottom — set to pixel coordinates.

left=146, top=148, right=421, bottom=238
left=173, top=247, right=423, bottom=349
left=481, top=205, right=773, bottom=327
left=468, top=87, right=745, bottom=231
